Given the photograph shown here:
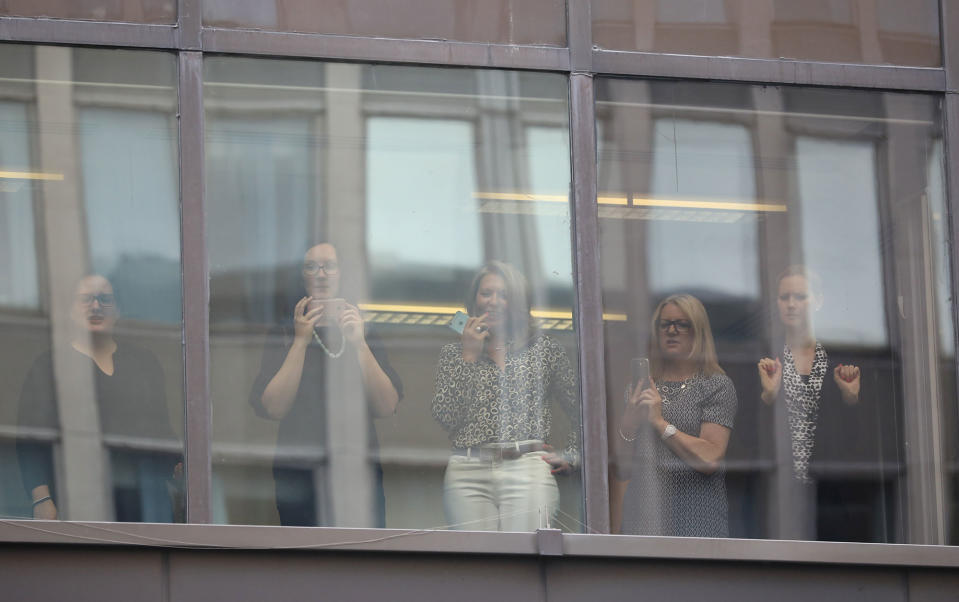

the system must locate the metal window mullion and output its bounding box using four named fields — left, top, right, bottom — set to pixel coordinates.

left=943, top=92, right=959, bottom=541
left=943, top=0, right=959, bottom=91
left=570, top=72, right=609, bottom=533
left=177, top=50, right=211, bottom=523
left=177, top=0, right=202, bottom=50
left=567, top=0, right=592, bottom=73
left=0, top=16, right=177, bottom=49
